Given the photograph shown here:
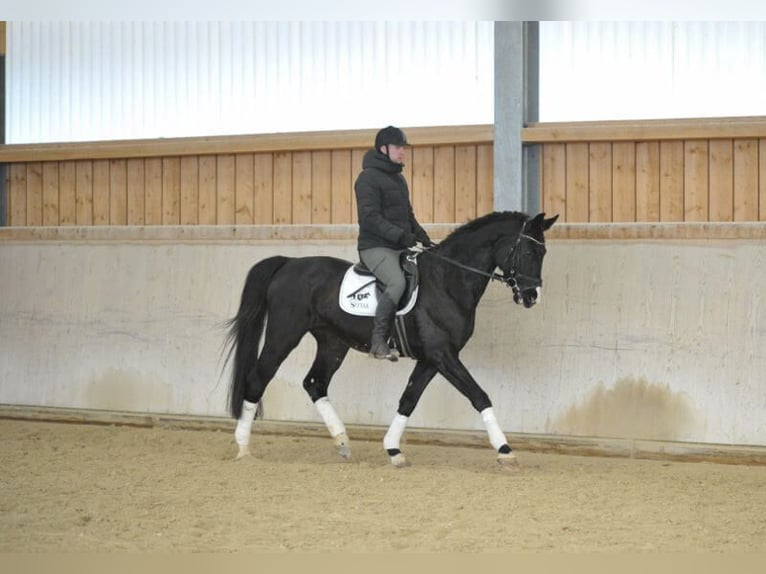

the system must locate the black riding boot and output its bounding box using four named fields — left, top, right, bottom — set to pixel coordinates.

left=369, top=293, right=399, bottom=362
